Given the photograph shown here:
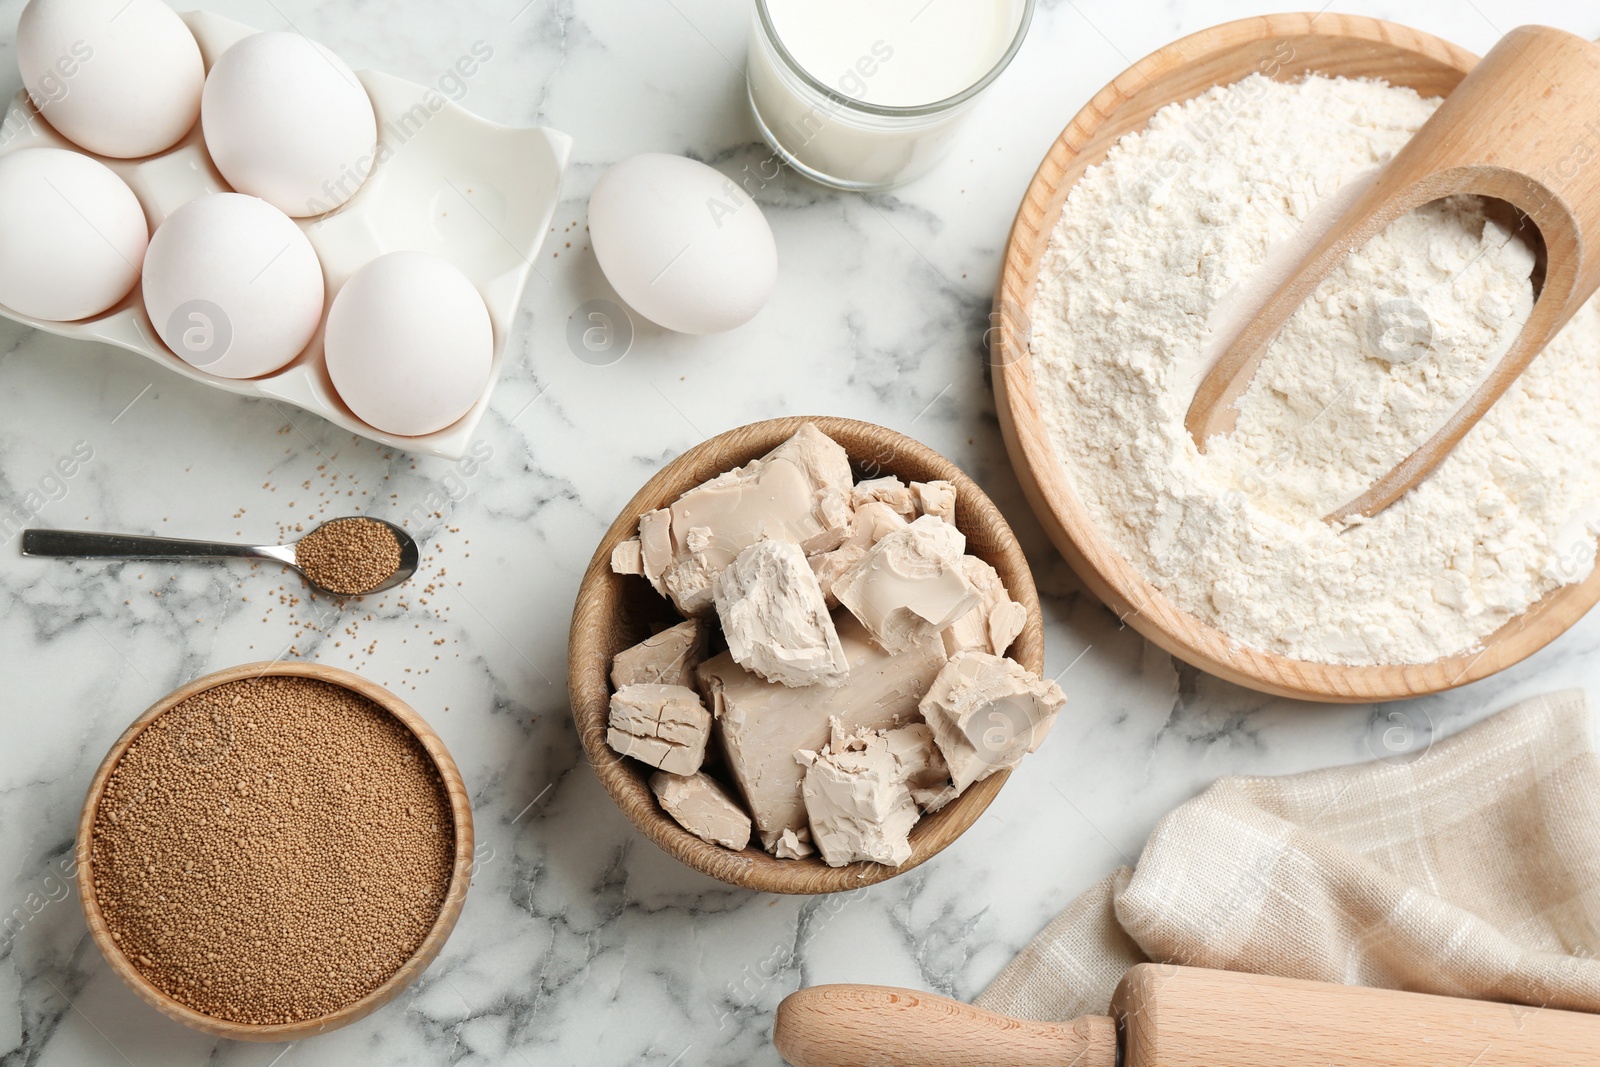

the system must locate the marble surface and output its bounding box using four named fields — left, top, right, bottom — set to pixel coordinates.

left=3, top=0, right=1600, bottom=1063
